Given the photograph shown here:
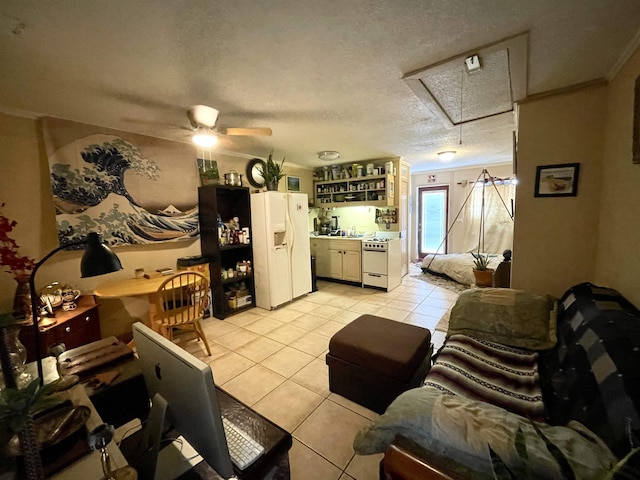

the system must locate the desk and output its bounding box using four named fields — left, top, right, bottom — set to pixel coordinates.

left=116, top=367, right=292, bottom=480
left=49, top=385, right=131, bottom=479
